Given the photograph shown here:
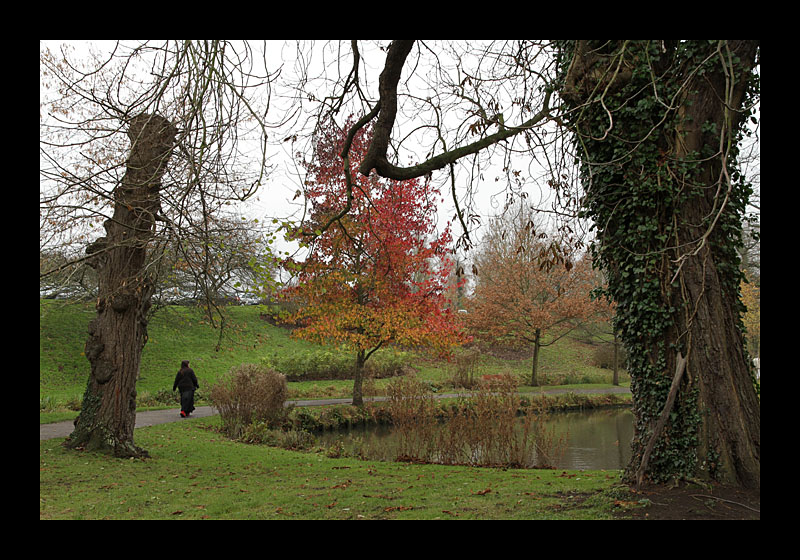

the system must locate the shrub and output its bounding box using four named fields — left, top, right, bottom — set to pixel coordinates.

left=137, top=389, right=179, bottom=408
left=446, top=348, right=482, bottom=389
left=593, top=343, right=627, bottom=370
left=261, top=349, right=350, bottom=379
left=209, top=363, right=290, bottom=438
left=261, top=347, right=411, bottom=381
